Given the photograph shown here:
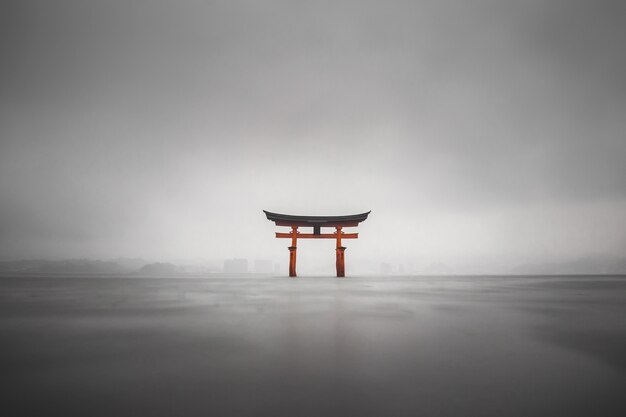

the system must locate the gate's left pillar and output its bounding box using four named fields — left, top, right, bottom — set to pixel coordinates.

left=336, top=247, right=346, bottom=277
left=288, top=246, right=297, bottom=277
